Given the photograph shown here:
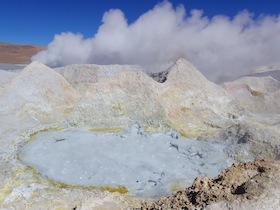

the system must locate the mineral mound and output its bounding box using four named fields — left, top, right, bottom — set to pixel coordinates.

left=0, top=59, right=279, bottom=209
